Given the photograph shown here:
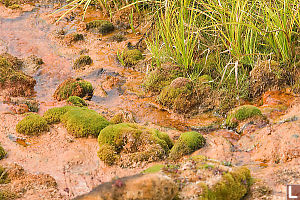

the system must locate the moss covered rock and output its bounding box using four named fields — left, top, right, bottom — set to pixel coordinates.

left=205, top=167, right=251, bottom=199
left=0, top=53, right=36, bottom=97
left=225, top=105, right=262, bottom=128
left=73, top=55, right=92, bottom=70
left=86, top=20, right=114, bottom=35
left=16, top=114, right=49, bottom=135
left=120, top=49, right=144, bottom=67
left=0, top=145, right=6, bottom=160
left=61, top=107, right=109, bottom=137
left=43, top=106, right=75, bottom=124
left=143, top=63, right=183, bottom=94
left=97, top=123, right=173, bottom=166
left=67, top=96, right=87, bottom=107
left=158, top=156, right=252, bottom=200
left=53, top=78, right=93, bottom=101
left=169, top=131, right=206, bottom=160
left=110, top=110, right=135, bottom=124
left=157, top=77, right=198, bottom=114
left=64, top=33, right=84, bottom=45
left=110, top=33, right=127, bottom=42
left=250, top=60, right=289, bottom=98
